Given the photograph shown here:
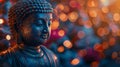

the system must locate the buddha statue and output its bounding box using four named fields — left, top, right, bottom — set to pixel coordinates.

left=0, top=0, right=59, bottom=67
